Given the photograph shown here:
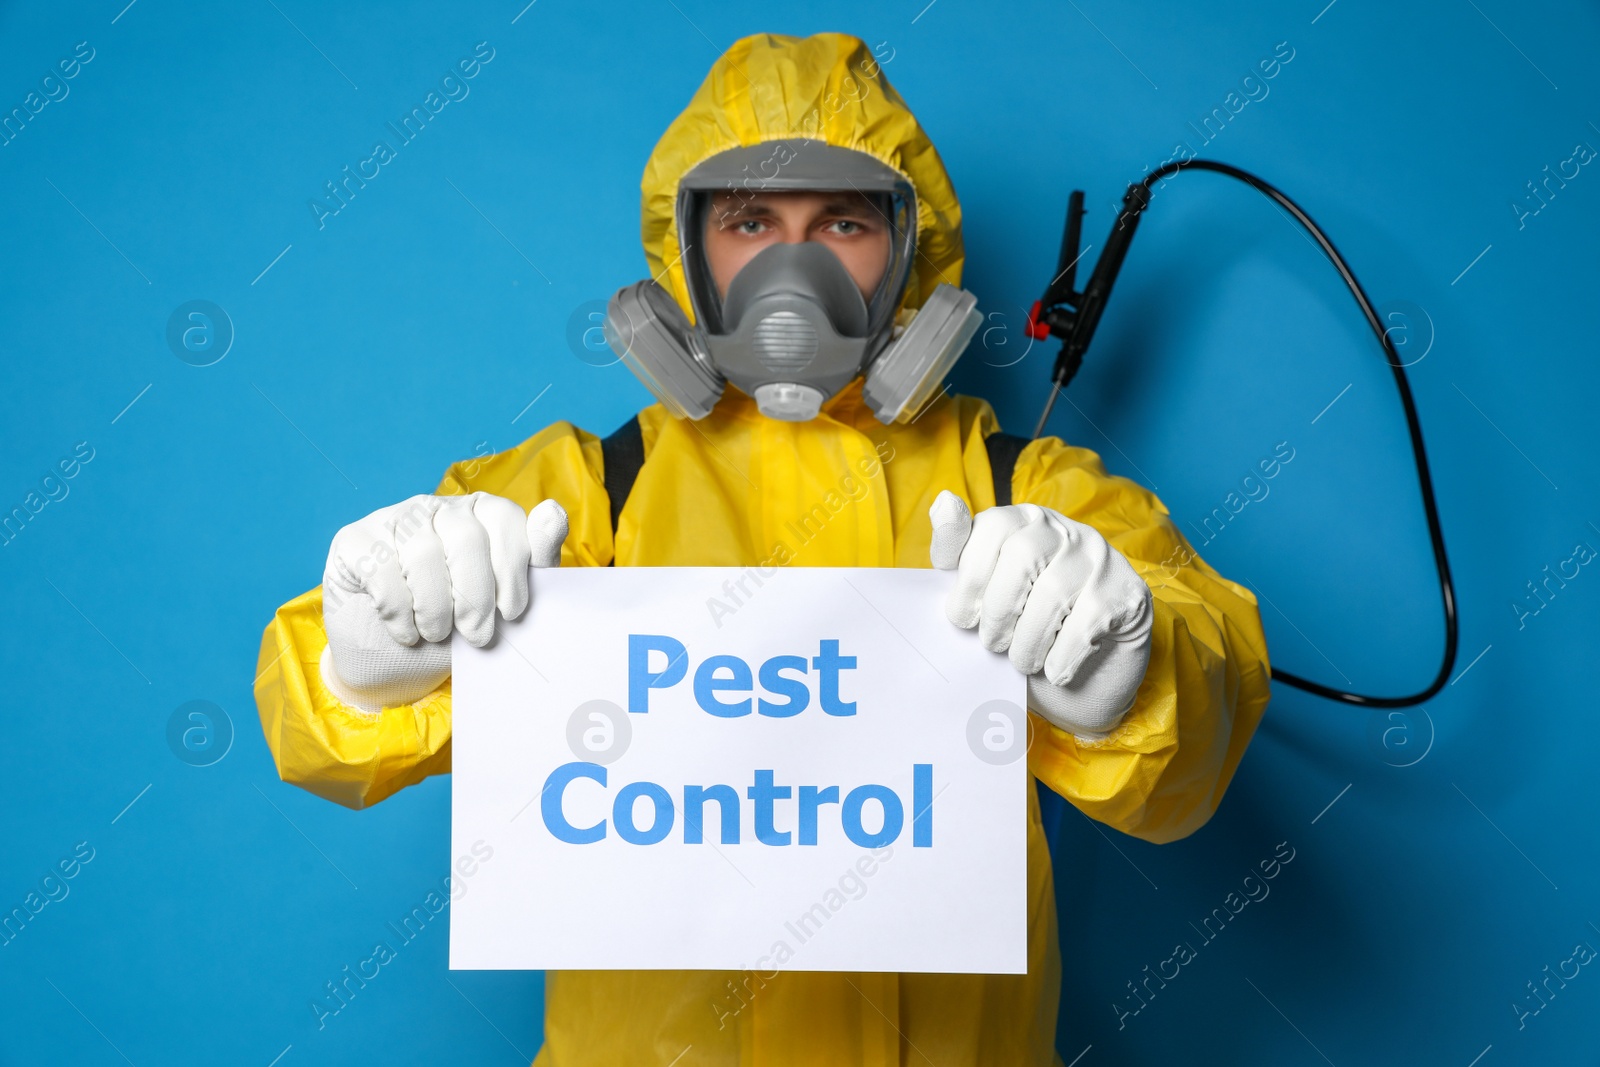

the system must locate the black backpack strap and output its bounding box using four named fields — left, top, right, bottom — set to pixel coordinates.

left=984, top=431, right=1031, bottom=507
left=600, top=416, right=645, bottom=544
